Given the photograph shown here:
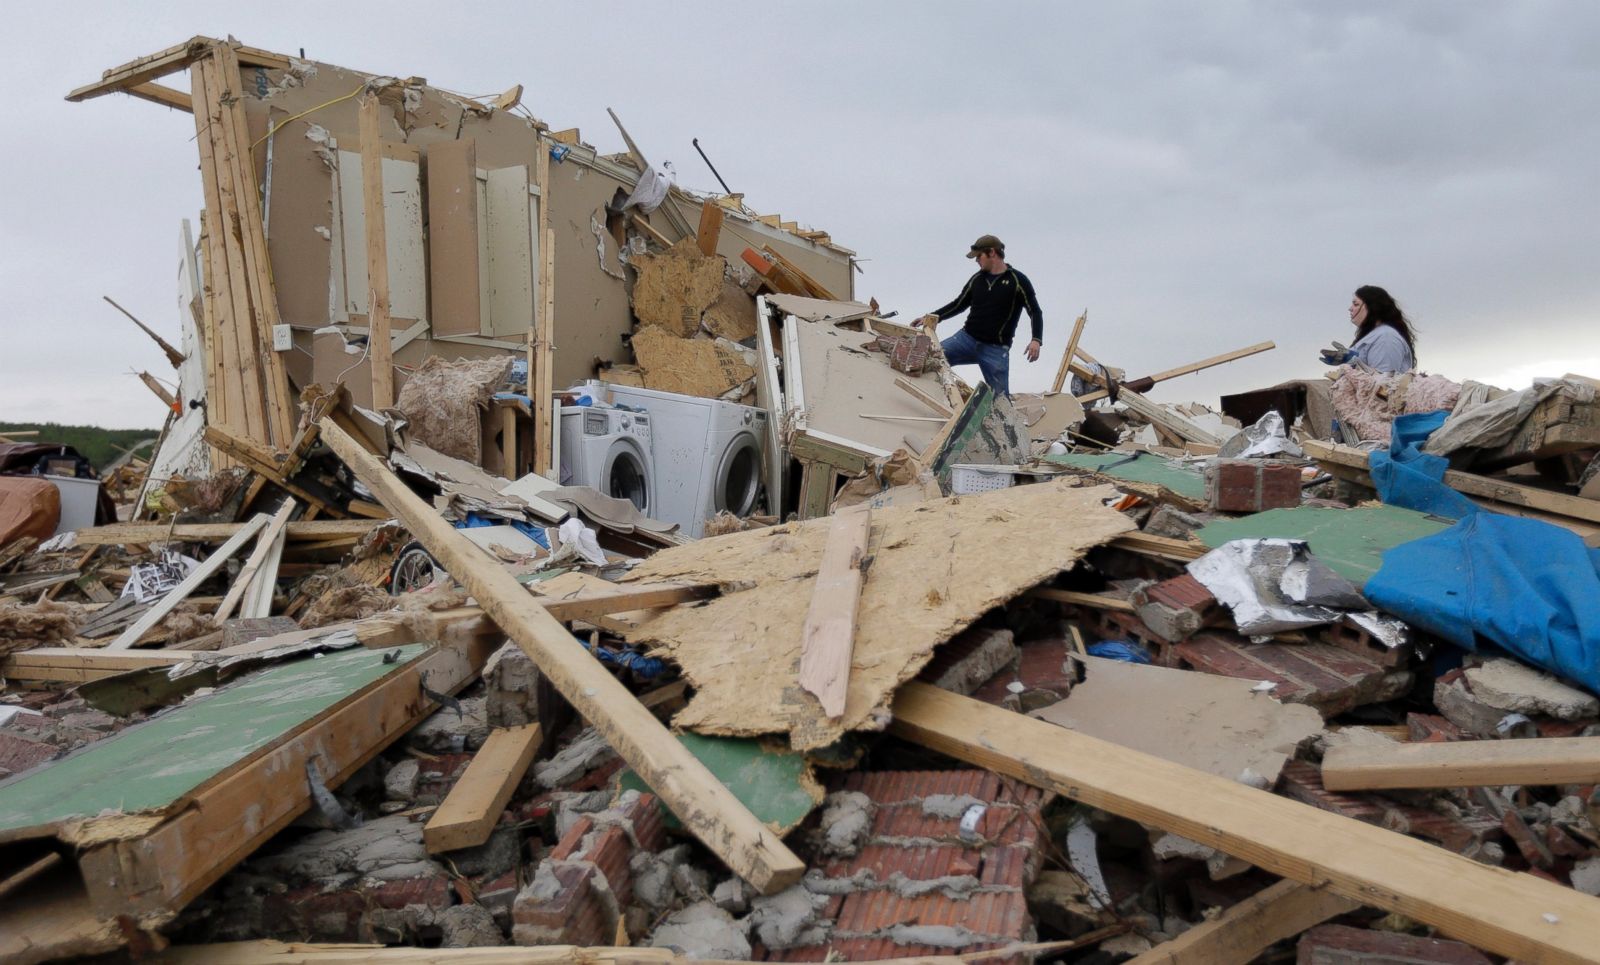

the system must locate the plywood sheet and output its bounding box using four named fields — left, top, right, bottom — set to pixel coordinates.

left=623, top=480, right=1135, bottom=749
left=0, top=646, right=427, bottom=839
left=1031, top=656, right=1324, bottom=785
left=788, top=317, right=951, bottom=454
left=631, top=240, right=724, bottom=337
left=631, top=326, right=753, bottom=399
left=1197, top=504, right=1451, bottom=586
